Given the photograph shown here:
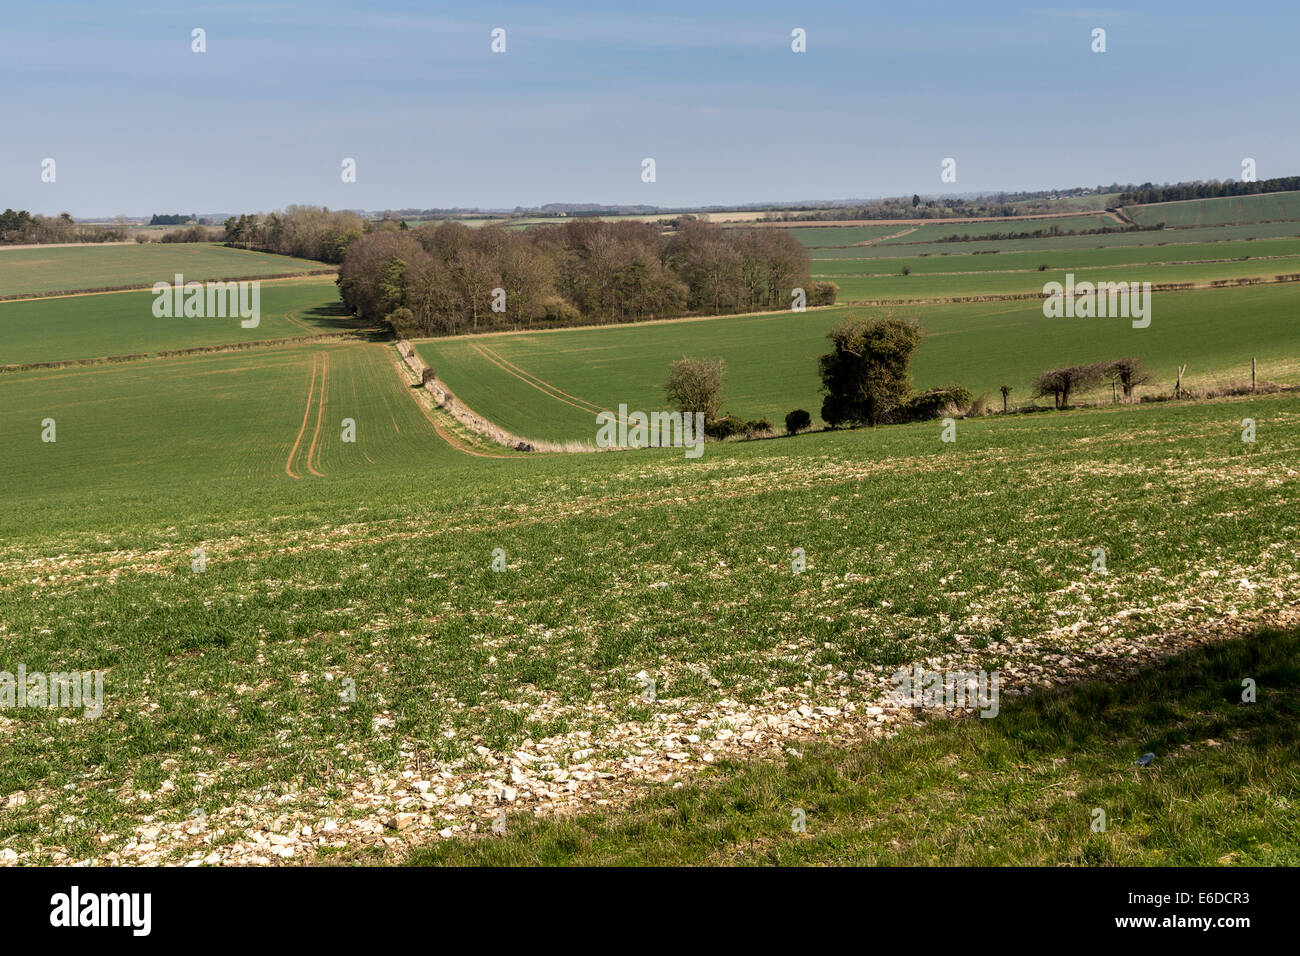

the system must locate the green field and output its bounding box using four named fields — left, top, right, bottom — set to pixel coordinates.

left=1, top=223, right=1296, bottom=867
left=0, top=277, right=359, bottom=366
left=808, top=221, right=1300, bottom=260
left=1123, top=191, right=1300, bottom=228
left=1, top=359, right=1295, bottom=864
left=0, top=243, right=331, bottom=298
left=416, top=282, right=1300, bottom=443
left=811, top=236, right=1300, bottom=277
left=786, top=214, right=1117, bottom=250
left=825, top=256, right=1300, bottom=302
